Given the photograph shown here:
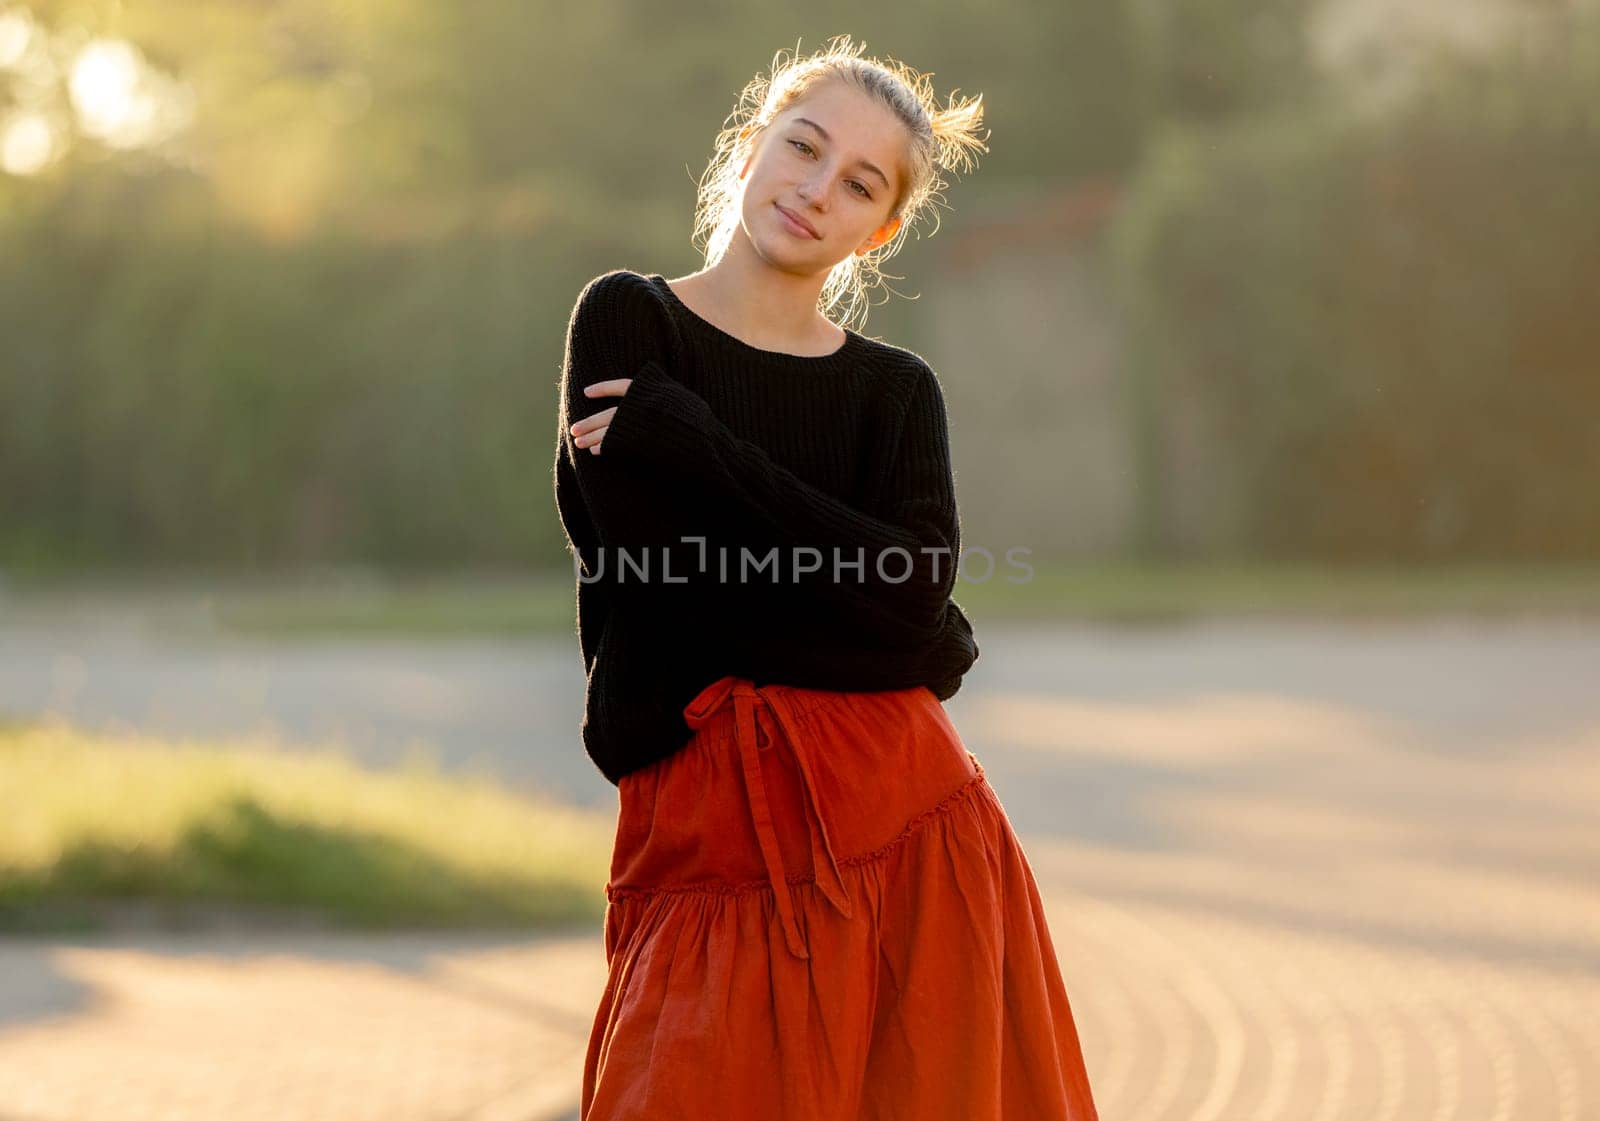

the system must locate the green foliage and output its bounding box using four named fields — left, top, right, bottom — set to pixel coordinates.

left=1111, top=23, right=1600, bottom=559
left=0, top=193, right=606, bottom=570
left=1134, top=0, right=1321, bottom=123
left=0, top=1, right=1156, bottom=574
left=4, top=1, right=1595, bottom=569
